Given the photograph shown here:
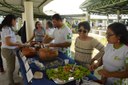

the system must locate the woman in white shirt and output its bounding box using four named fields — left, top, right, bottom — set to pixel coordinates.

left=0, top=14, right=23, bottom=85
left=90, top=22, right=128, bottom=85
